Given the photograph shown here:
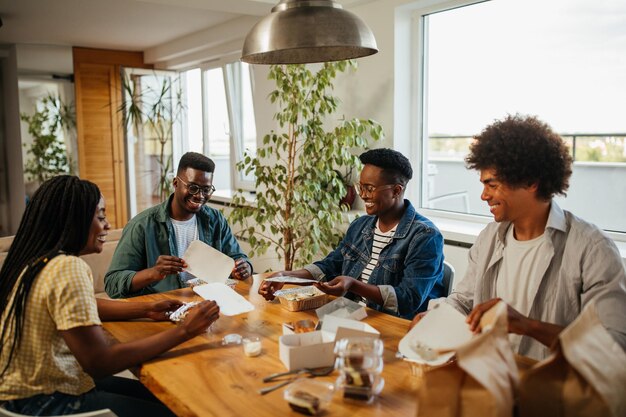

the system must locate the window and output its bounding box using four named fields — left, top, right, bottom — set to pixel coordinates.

left=416, top=0, right=626, bottom=234
left=182, top=62, right=257, bottom=192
